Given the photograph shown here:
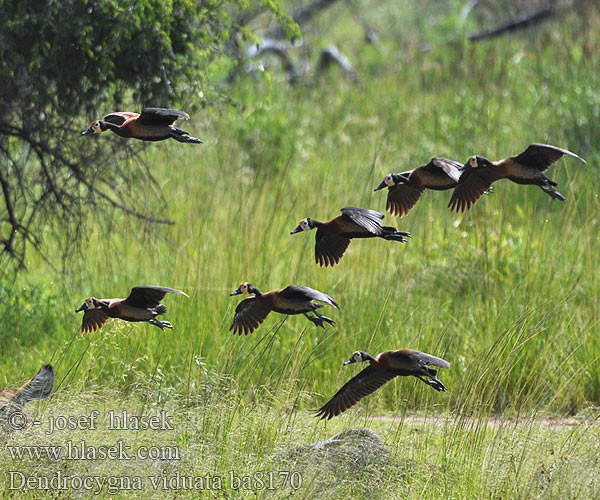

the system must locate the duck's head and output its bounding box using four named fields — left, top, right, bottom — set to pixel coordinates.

left=374, top=173, right=405, bottom=191
left=230, top=282, right=257, bottom=296
left=75, top=297, right=101, bottom=312
left=81, top=120, right=104, bottom=136
left=290, top=218, right=316, bottom=234
left=343, top=350, right=373, bottom=365
left=466, top=155, right=493, bottom=169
